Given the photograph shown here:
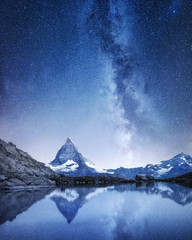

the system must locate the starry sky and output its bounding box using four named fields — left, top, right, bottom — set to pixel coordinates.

left=0, top=0, right=192, bottom=168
